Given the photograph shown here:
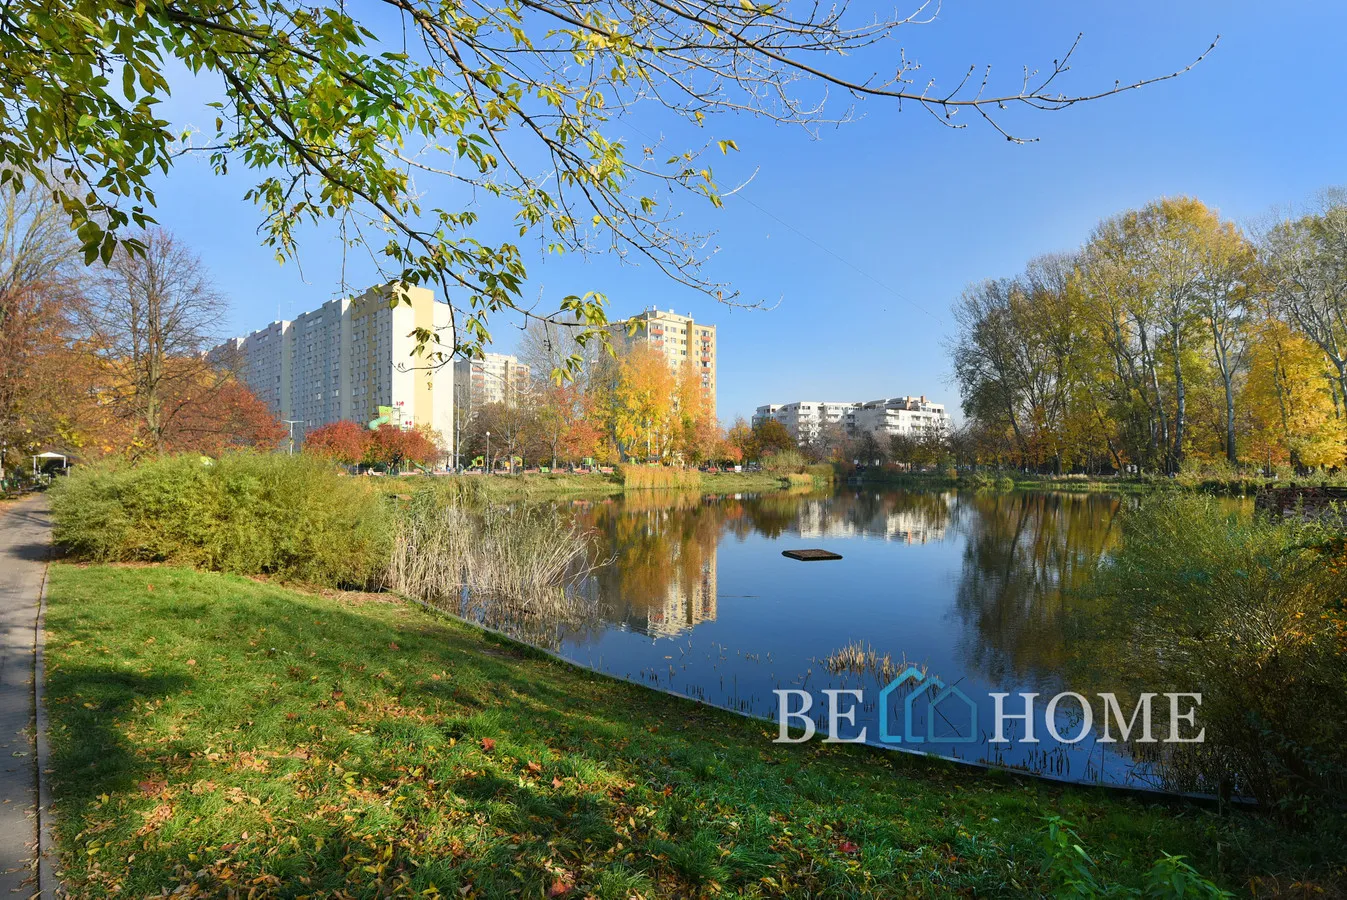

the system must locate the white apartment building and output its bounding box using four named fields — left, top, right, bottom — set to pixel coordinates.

left=753, top=395, right=951, bottom=445
left=751, top=401, right=859, bottom=444
left=854, top=396, right=950, bottom=439
left=210, top=284, right=454, bottom=456
left=453, top=352, right=531, bottom=415
left=613, top=308, right=717, bottom=415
